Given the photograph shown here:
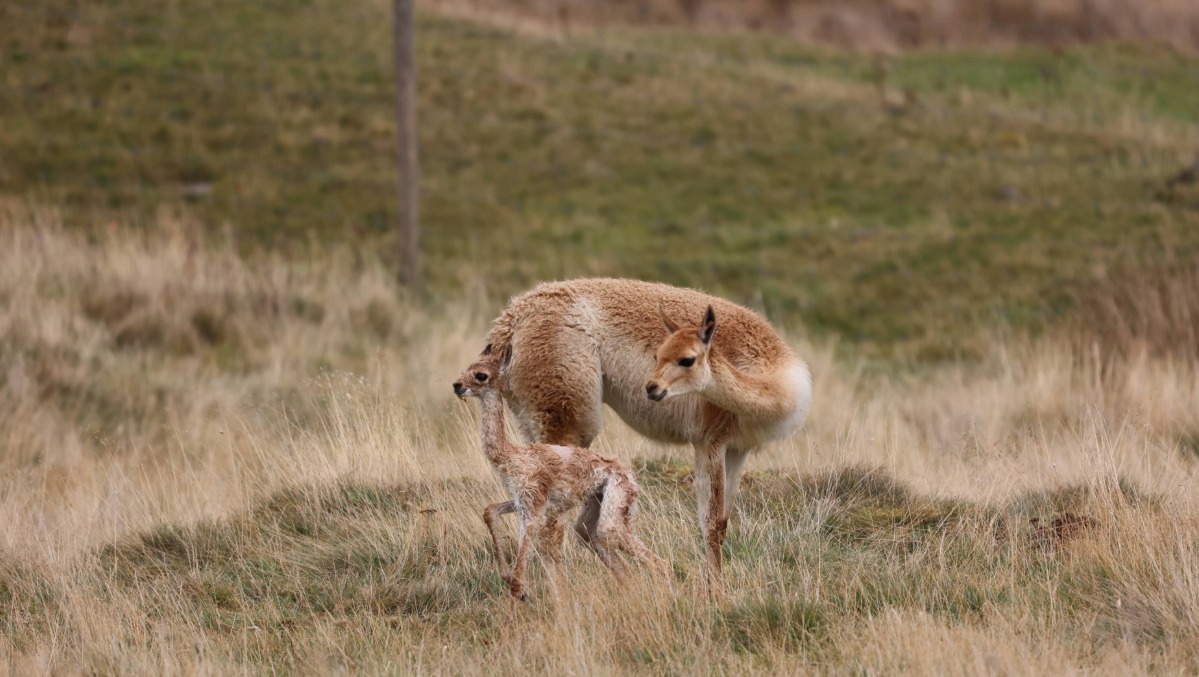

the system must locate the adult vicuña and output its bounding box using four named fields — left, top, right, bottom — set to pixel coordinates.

left=453, top=351, right=670, bottom=601
left=482, top=278, right=811, bottom=580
